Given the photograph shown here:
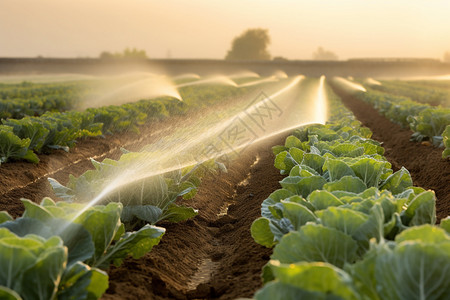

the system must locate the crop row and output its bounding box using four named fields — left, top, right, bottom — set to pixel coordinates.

left=0, top=77, right=255, bottom=120
left=408, top=79, right=450, bottom=92
left=0, top=99, right=177, bottom=164
left=0, top=84, right=253, bottom=165
left=0, top=199, right=165, bottom=299
left=48, top=148, right=221, bottom=229
left=340, top=81, right=450, bottom=158
left=367, top=80, right=450, bottom=107
left=251, top=83, right=449, bottom=299
left=0, top=82, right=88, bottom=119
left=0, top=139, right=220, bottom=299
left=0, top=80, right=249, bottom=298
